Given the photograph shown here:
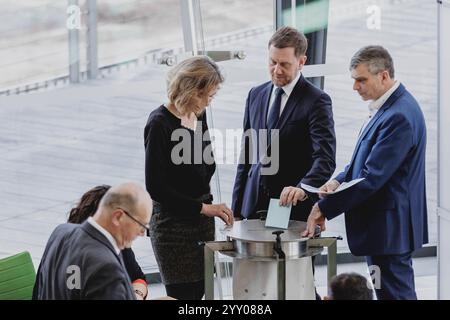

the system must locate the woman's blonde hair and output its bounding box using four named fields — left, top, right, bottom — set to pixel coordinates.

left=166, top=55, right=224, bottom=114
